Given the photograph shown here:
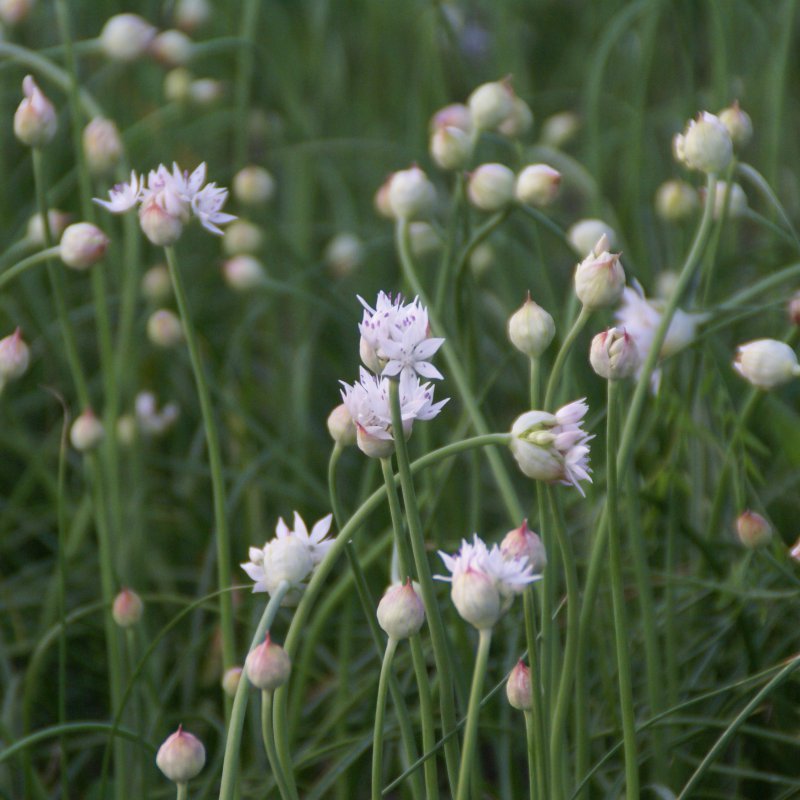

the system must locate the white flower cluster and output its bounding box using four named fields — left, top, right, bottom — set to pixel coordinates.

left=241, top=512, right=333, bottom=604
left=94, top=162, right=236, bottom=245
left=509, top=399, right=593, bottom=495
left=340, top=292, right=447, bottom=457
left=435, top=534, right=540, bottom=629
